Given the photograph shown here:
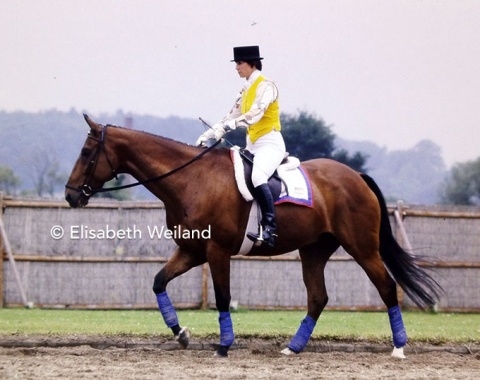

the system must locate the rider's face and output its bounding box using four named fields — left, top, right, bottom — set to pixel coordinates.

left=235, top=61, right=255, bottom=79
